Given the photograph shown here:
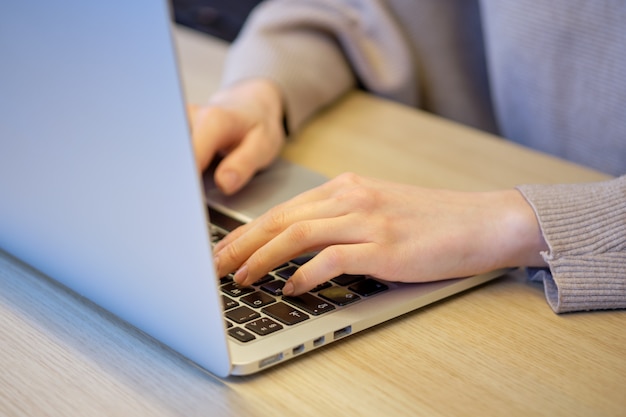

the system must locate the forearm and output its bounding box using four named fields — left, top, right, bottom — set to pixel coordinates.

left=517, top=176, right=626, bottom=313
left=220, top=1, right=355, bottom=134
left=219, top=0, right=416, bottom=134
